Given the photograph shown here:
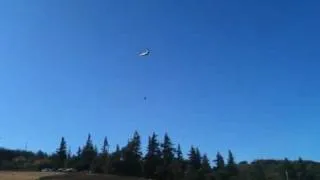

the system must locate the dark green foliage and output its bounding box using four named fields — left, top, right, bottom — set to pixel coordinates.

left=250, top=161, right=267, bottom=180
left=55, top=137, right=67, bottom=168
left=297, top=157, right=308, bottom=180
left=239, top=161, right=248, bottom=165
left=226, top=150, right=238, bottom=177
left=198, top=154, right=211, bottom=180
left=213, top=152, right=228, bottom=180
left=120, top=131, right=143, bottom=177
left=3, top=131, right=320, bottom=180
left=214, top=152, right=225, bottom=170
left=144, top=132, right=162, bottom=179
left=159, top=133, right=176, bottom=180
left=188, top=146, right=201, bottom=170
left=280, top=158, right=297, bottom=180
left=175, top=144, right=186, bottom=175
left=176, top=144, right=183, bottom=162
left=36, top=150, right=48, bottom=159
left=77, top=147, right=82, bottom=157
left=81, top=134, right=98, bottom=171
left=162, top=133, right=175, bottom=166
left=201, top=154, right=211, bottom=174
left=185, top=166, right=200, bottom=180
left=101, top=137, right=109, bottom=155
left=92, top=136, right=111, bottom=174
